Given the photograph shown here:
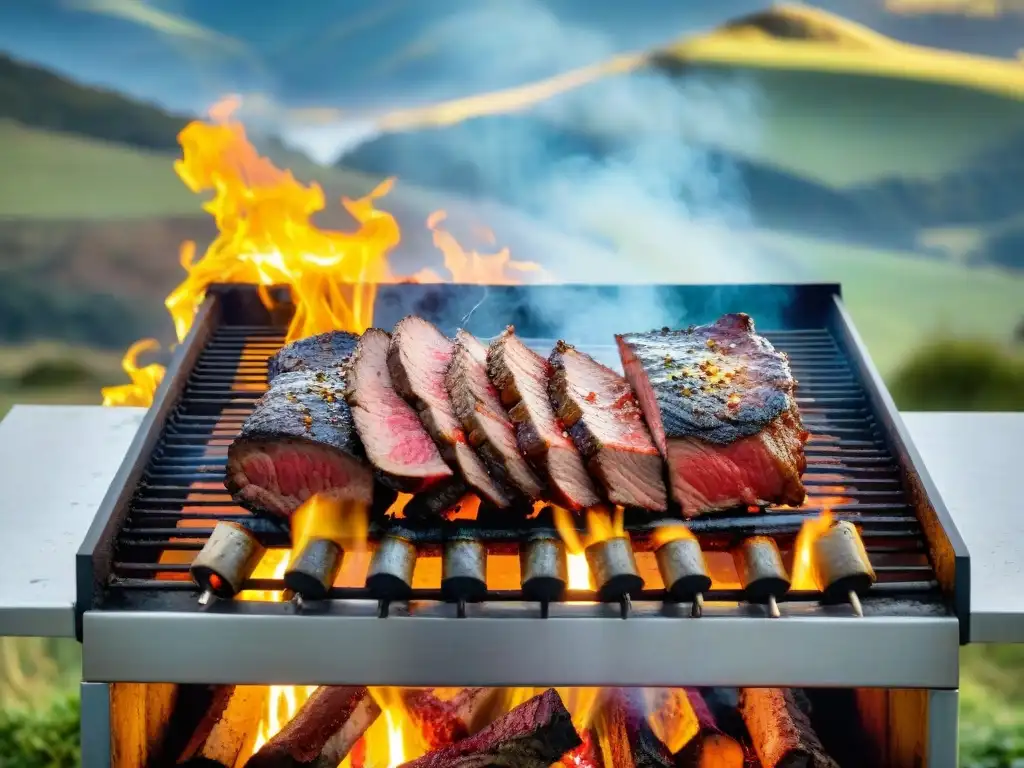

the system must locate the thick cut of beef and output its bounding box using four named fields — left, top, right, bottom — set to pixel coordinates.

left=446, top=329, right=544, bottom=501
left=226, top=370, right=374, bottom=518
left=267, top=331, right=359, bottom=383
left=399, top=688, right=581, bottom=768
left=387, top=316, right=509, bottom=508
left=617, top=313, right=808, bottom=516
left=549, top=341, right=667, bottom=511
left=345, top=328, right=454, bottom=494
left=487, top=327, right=599, bottom=511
